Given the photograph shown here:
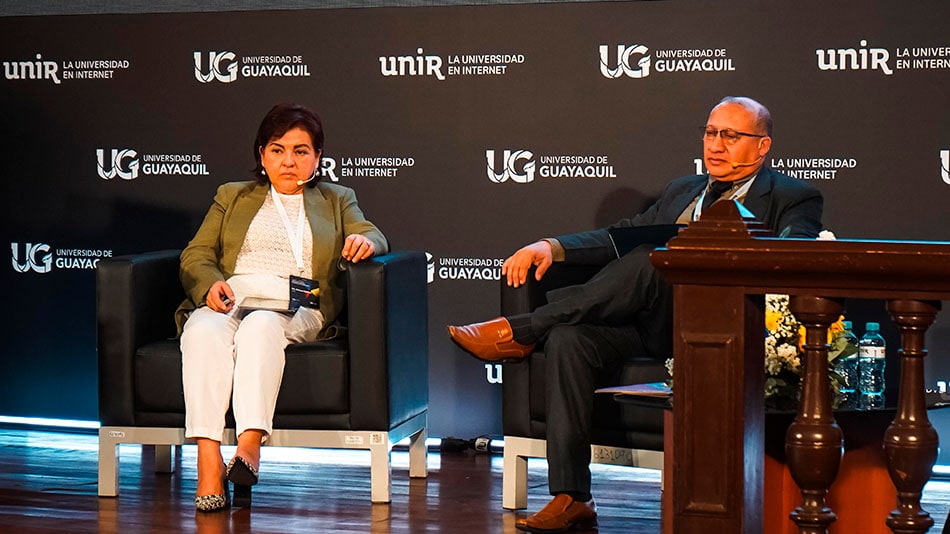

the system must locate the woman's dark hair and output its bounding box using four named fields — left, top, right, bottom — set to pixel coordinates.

left=253, top=103, right=325, bottom=186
